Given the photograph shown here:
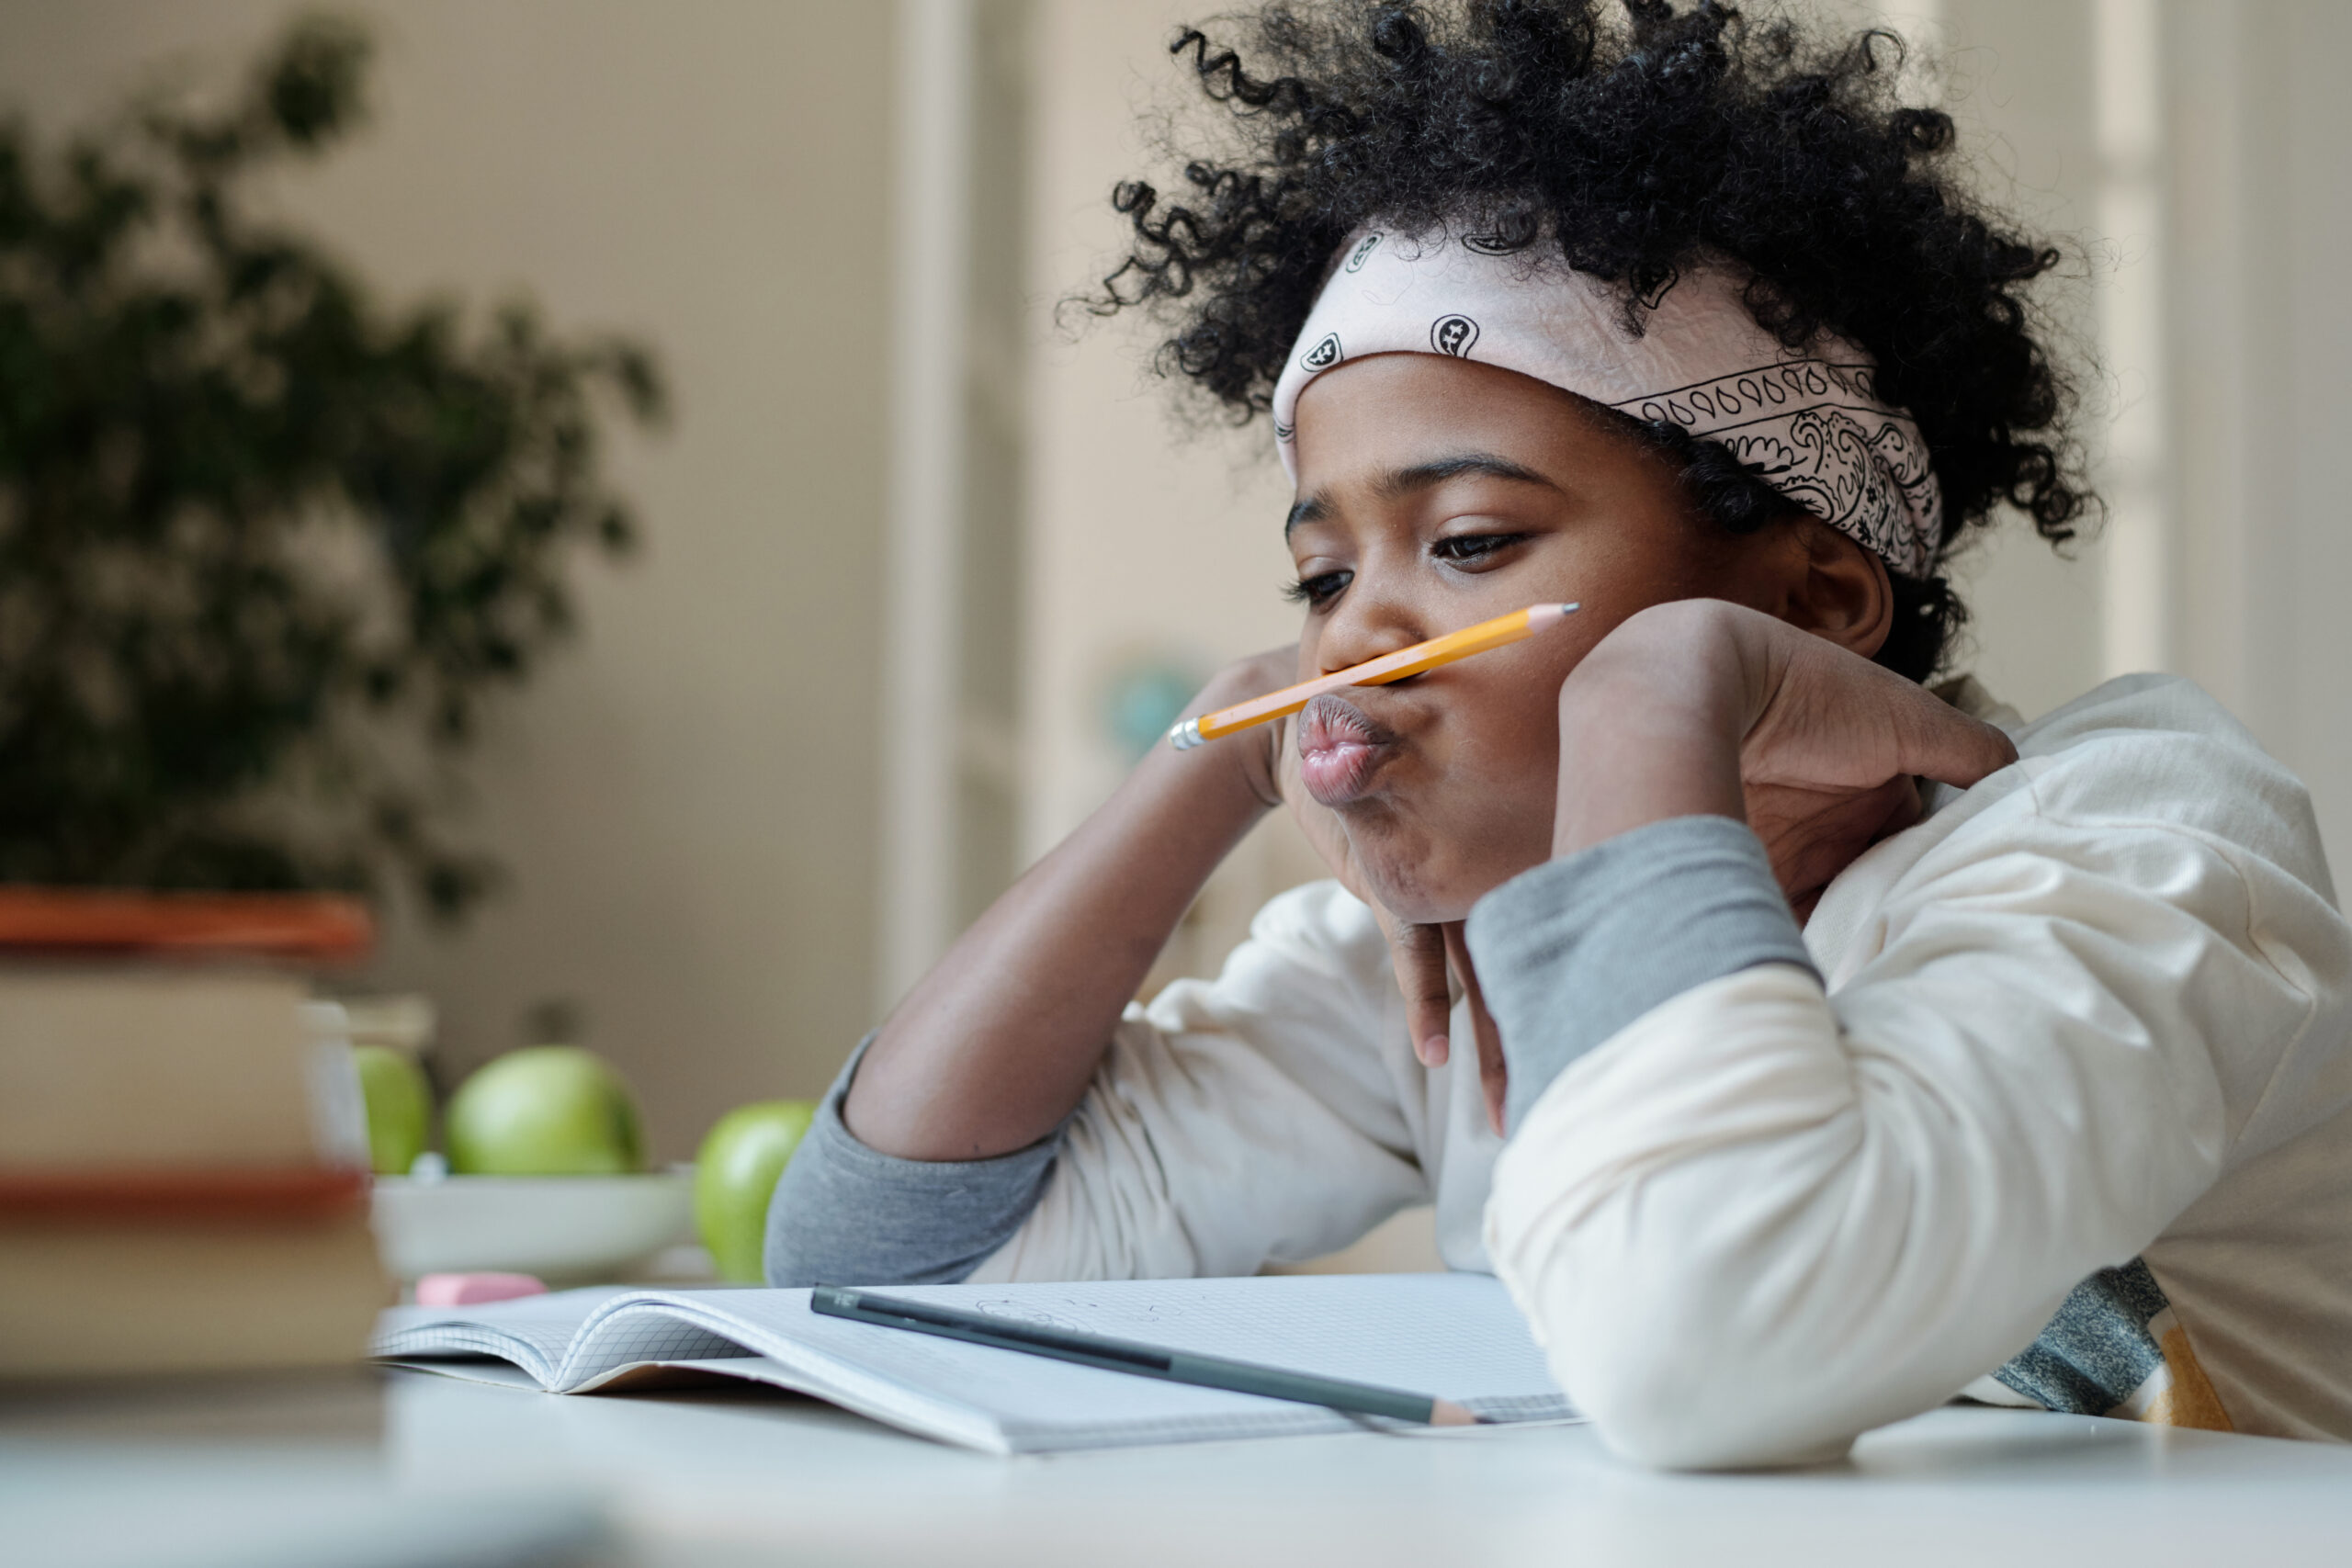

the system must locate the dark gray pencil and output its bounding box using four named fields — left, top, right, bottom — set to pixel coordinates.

left=809, top=1285, right=1481, bottom=1427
